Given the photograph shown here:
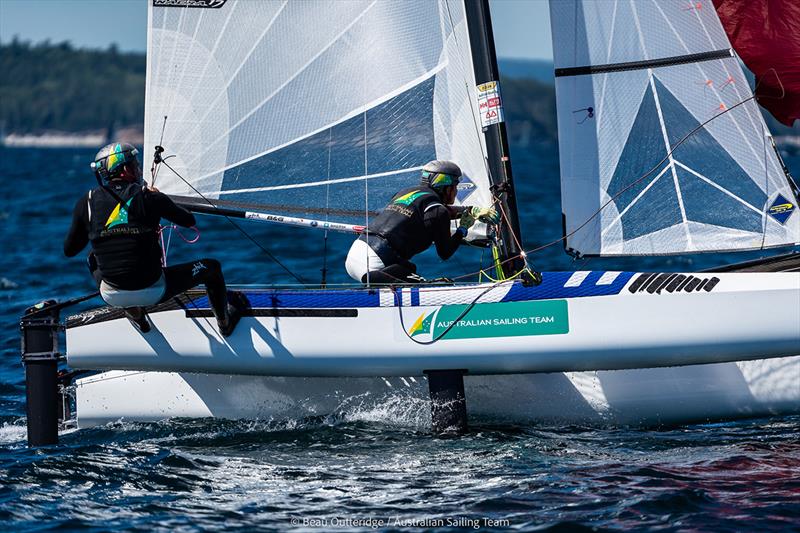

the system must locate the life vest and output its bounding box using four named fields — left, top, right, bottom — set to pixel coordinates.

left=87, top=182, right=153, bottom=240
left=367, top=186, right=446, bottom=260
left=87, top=181, right=161, bottom=289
